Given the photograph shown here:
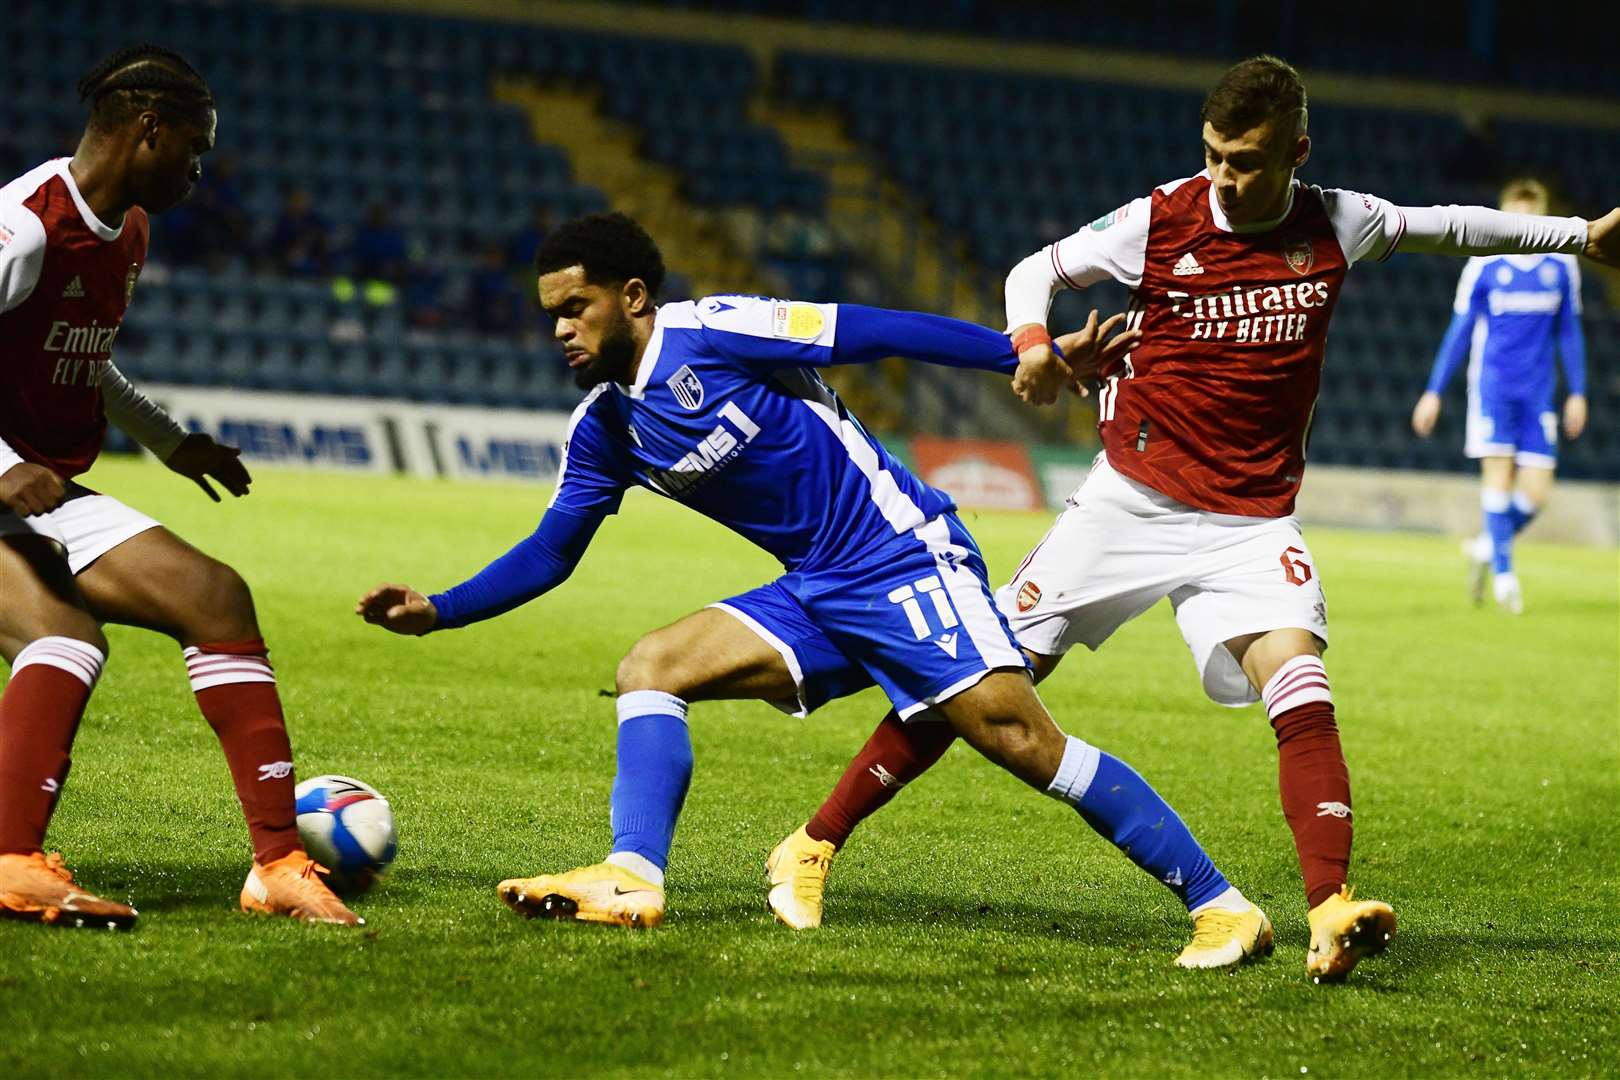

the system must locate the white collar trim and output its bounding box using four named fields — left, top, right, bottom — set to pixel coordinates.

left=625, top=306, right=668, bottom=399
left=55, top=159, right=125, bottom=241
